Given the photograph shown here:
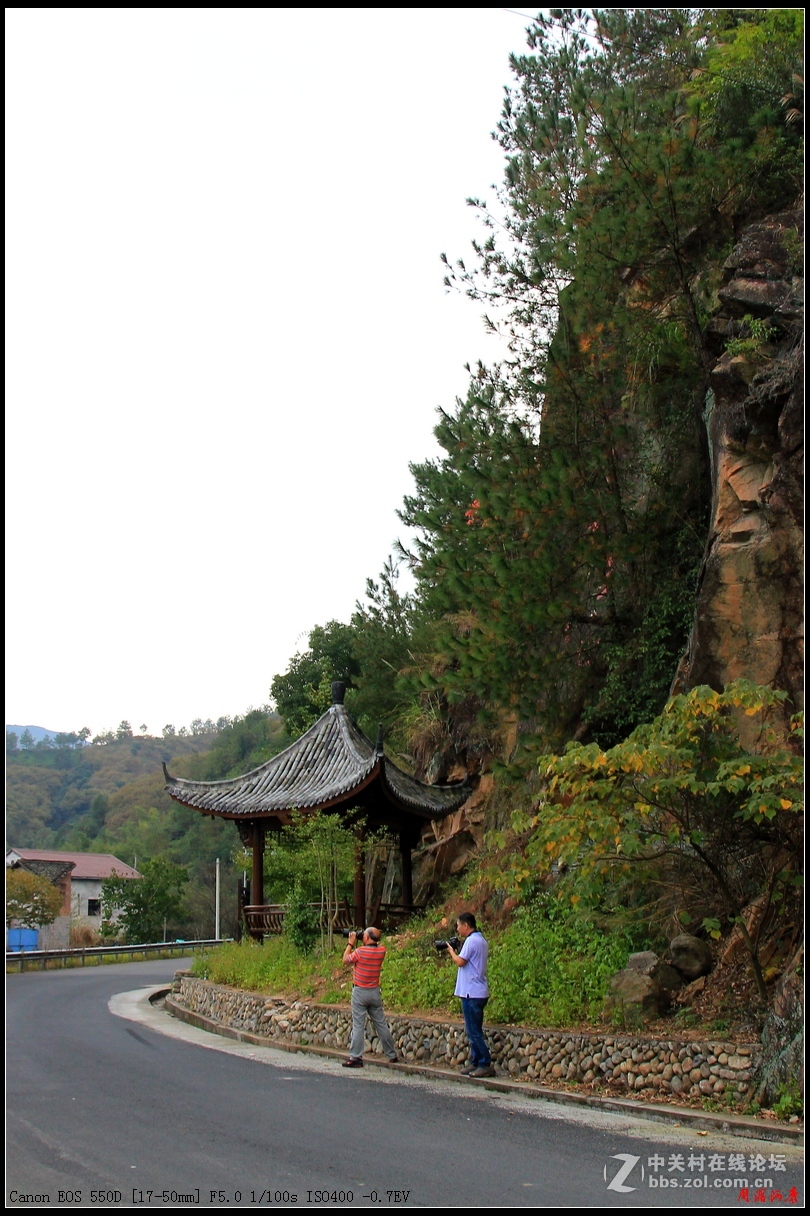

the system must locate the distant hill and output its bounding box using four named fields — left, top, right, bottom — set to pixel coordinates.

left=6, top=725, right=63, bottom=744
left=5, top=709, right=288, bottom=851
